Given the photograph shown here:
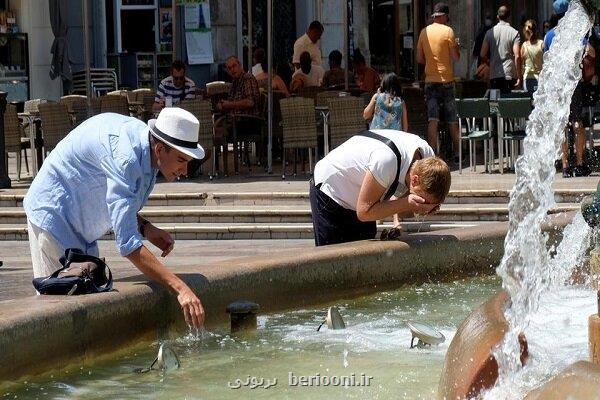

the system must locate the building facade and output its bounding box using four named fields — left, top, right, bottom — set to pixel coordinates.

left=5, top=0, right=555, bottom=101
